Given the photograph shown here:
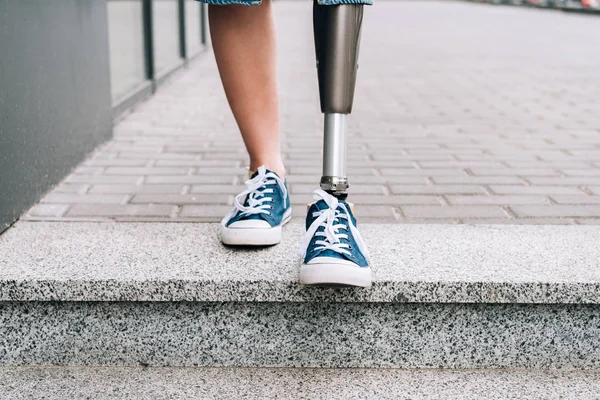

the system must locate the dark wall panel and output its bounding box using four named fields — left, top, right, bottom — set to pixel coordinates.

left=0, top=0, right=112, bottom=232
